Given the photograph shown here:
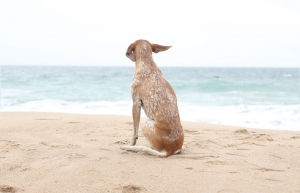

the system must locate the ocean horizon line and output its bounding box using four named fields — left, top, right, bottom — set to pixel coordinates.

left=1, top=65, right=299, bottom=69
